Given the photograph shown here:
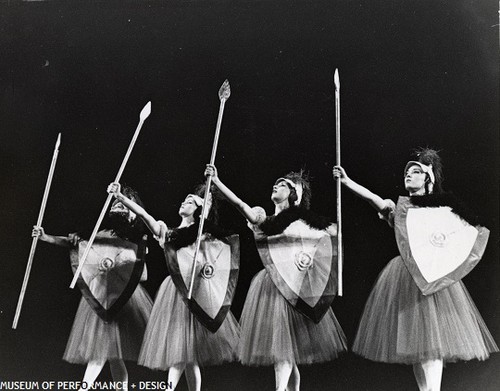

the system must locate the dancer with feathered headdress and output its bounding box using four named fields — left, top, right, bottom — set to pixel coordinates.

left=205, top=164, right=347, bottom=391
left=32, top=185, right=153, bottom=391
left=333, top=148, right=498, bottom=391
left=107, top=182, right=240, bottom=391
